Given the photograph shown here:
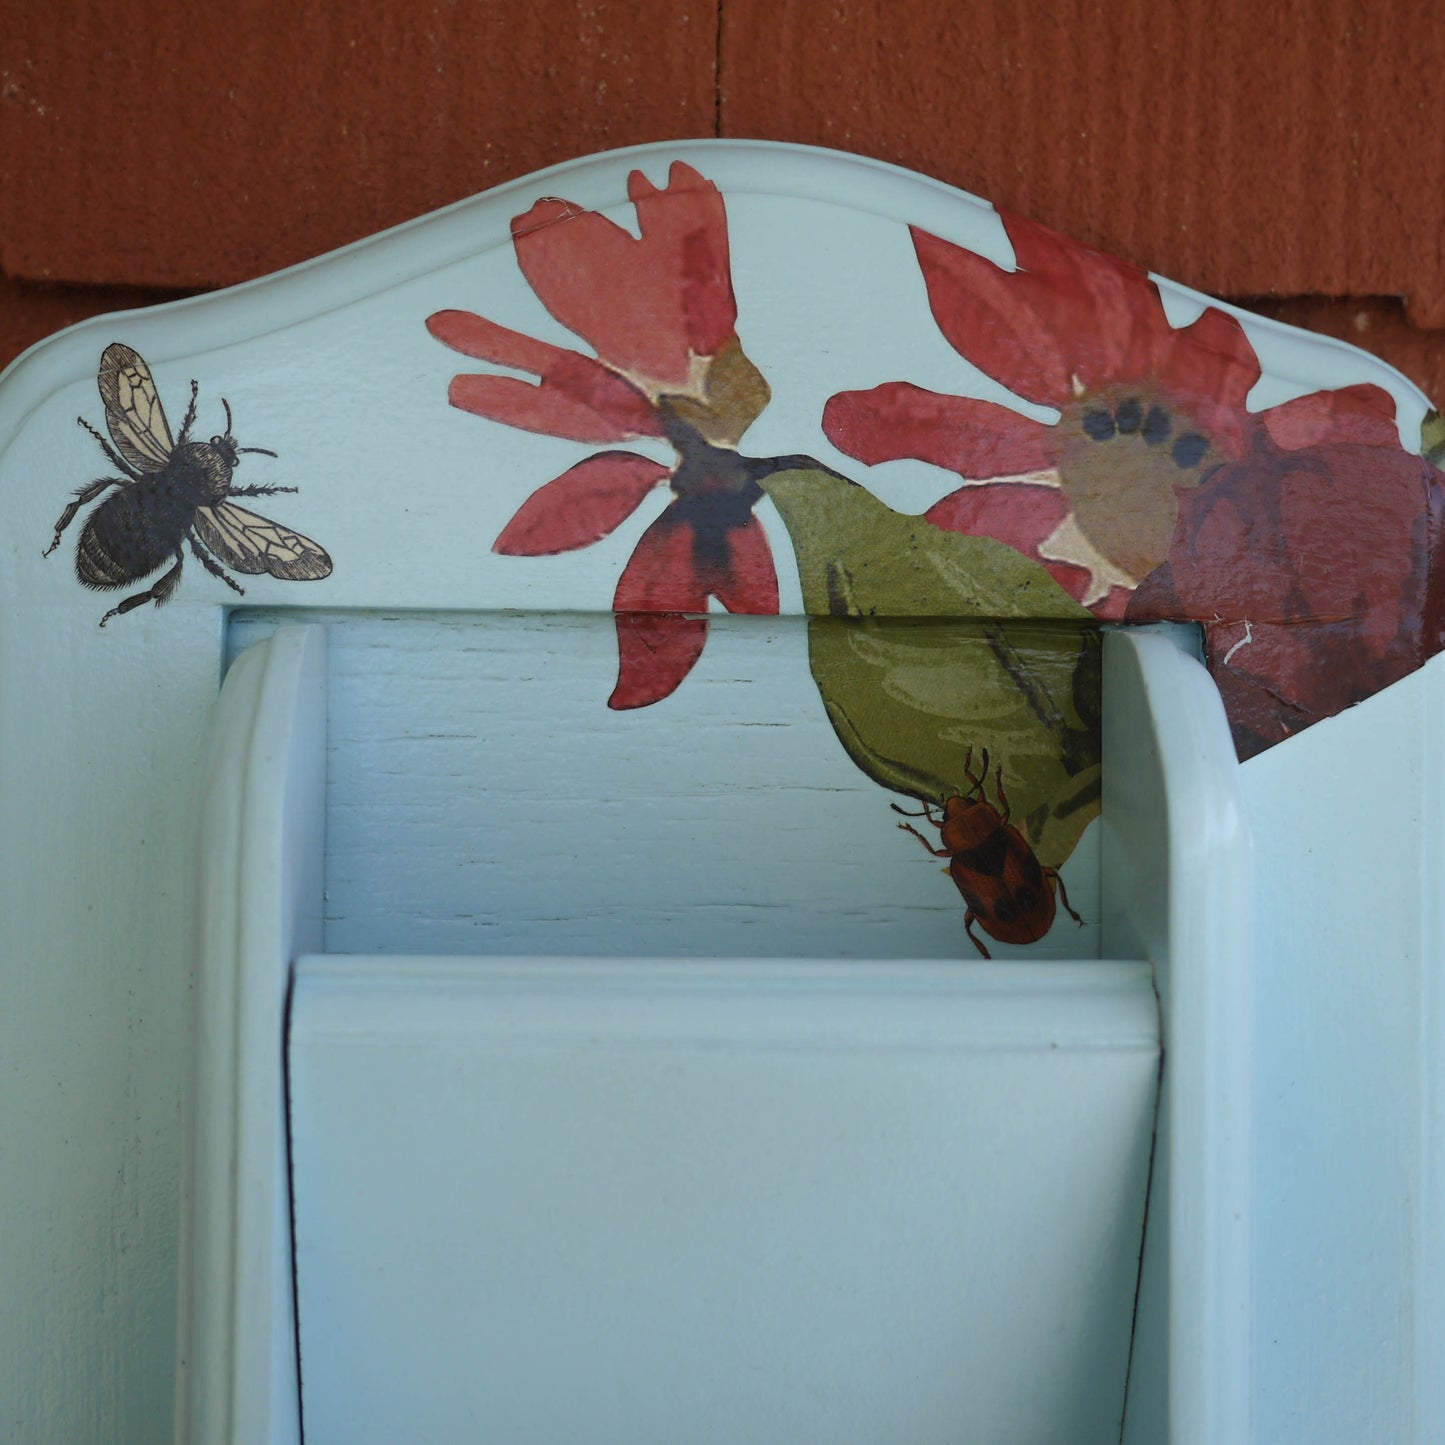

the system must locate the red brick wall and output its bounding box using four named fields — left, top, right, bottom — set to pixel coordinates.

left=5, top=0, right=1444, bottom=398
